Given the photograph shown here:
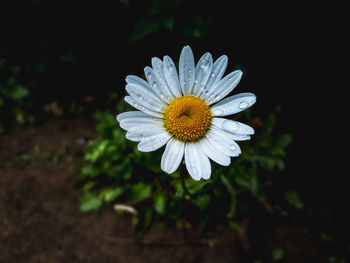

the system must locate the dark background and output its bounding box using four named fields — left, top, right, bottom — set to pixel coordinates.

left=1, top=0, right=347, bottom=261
left=2, top=0, right=337, bottom=198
